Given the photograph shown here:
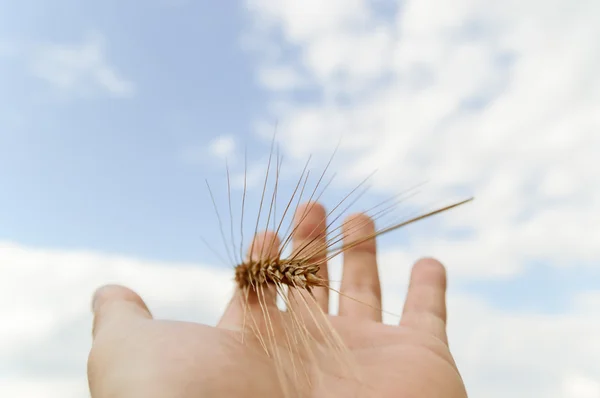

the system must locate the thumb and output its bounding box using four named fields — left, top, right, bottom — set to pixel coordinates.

left=91, top=284, right=153, bottom=339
